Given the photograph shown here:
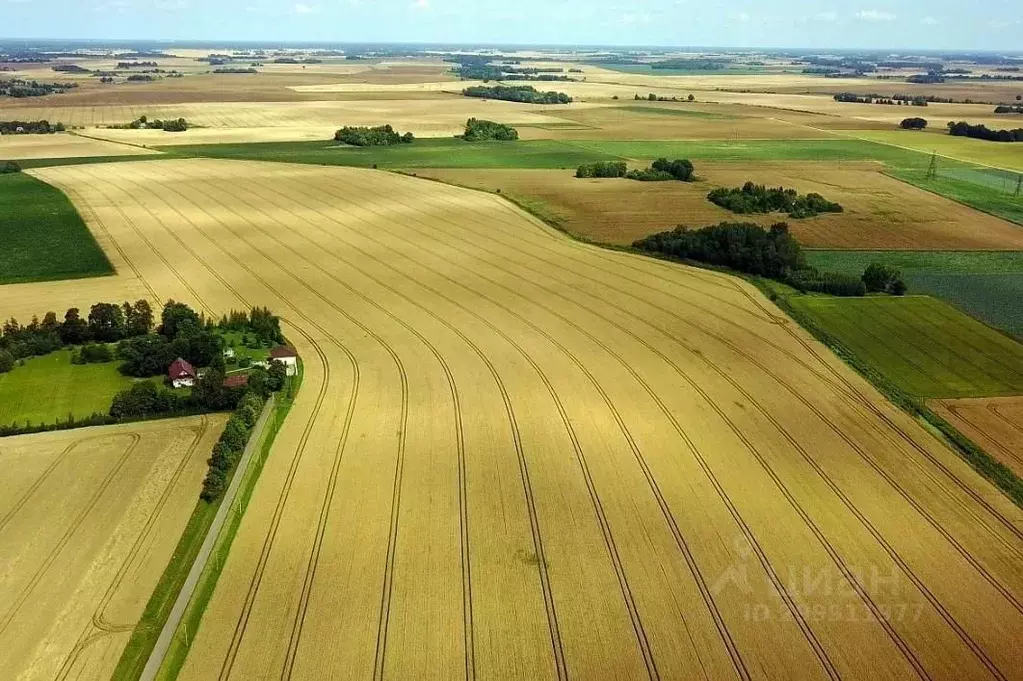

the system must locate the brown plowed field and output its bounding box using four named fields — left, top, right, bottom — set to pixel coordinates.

left=419, top=164, right=1023, bottom=250
left=930, top=397, right=1023, bottom=478
left=11, top=159, right=1023, bottom=681
left=0, top=415, right=226, bottom=681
